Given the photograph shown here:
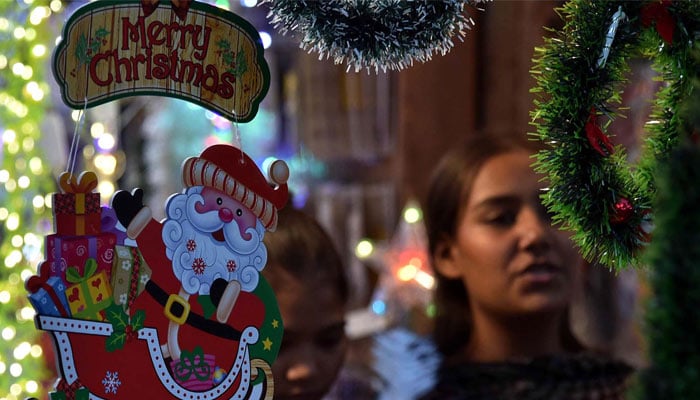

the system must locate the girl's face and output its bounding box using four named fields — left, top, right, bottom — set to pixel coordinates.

left=436, top=150, right=579, bottom=321
left=270, top=268, right=348, bottom=400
